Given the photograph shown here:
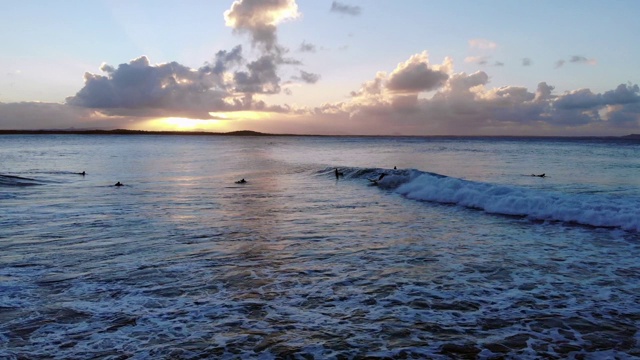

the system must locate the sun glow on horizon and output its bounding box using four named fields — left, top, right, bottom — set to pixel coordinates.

left=209, top=111, right=273, bottom=121
left=143, top=117, right=228, bottom=132
left=142, top=112, right=275, bottom=132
